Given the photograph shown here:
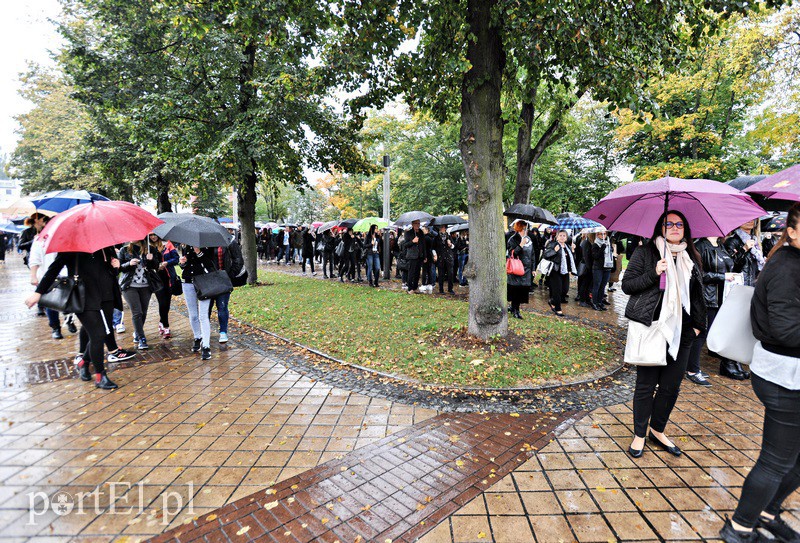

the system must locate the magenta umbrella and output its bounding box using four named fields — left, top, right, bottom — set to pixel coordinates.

left=745, top=164, right=800, bottom=208
left=584, top=177, right=766, bottom=239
